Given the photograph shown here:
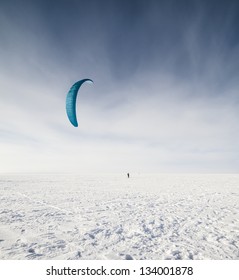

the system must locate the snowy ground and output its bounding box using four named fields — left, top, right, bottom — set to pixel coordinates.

left=0, top=173, right=239, bottom=260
